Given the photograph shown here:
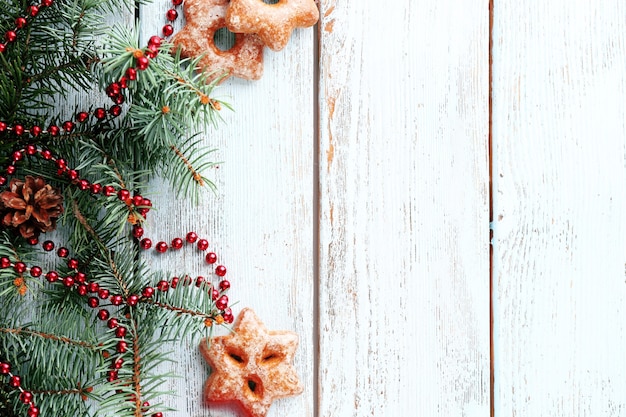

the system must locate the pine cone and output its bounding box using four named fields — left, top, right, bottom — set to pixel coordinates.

left=0, top=176, right=64, bottom=238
